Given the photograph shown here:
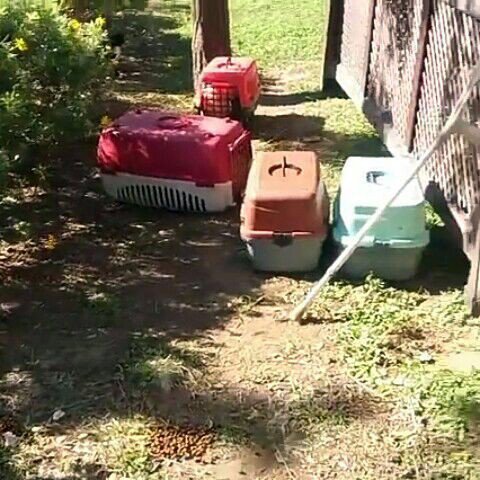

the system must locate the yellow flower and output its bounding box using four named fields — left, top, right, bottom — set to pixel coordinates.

left=45, top=234, right=58, bottom=251
left=100, top=115, right=112, bottom=128
left=95, top=16, right=106, bottom=28
left=14, top=38, right=28, bottom=52
left=68, top=19, right=82, bottom=31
